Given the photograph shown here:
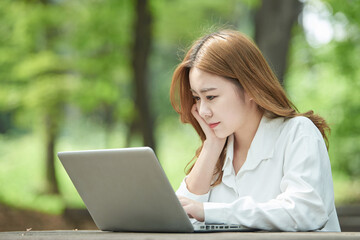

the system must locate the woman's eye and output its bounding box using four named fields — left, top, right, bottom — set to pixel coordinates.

left=192, top=96, right=200, bottom=101
left=207, top=96, right=216, bottom=100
